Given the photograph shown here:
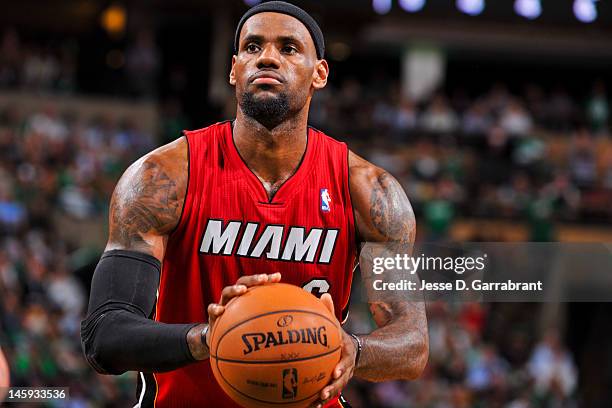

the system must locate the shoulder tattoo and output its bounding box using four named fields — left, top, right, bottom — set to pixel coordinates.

left=109, top=159, right=183, bottom=250
left=369, top=172, right=416, bottom=244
